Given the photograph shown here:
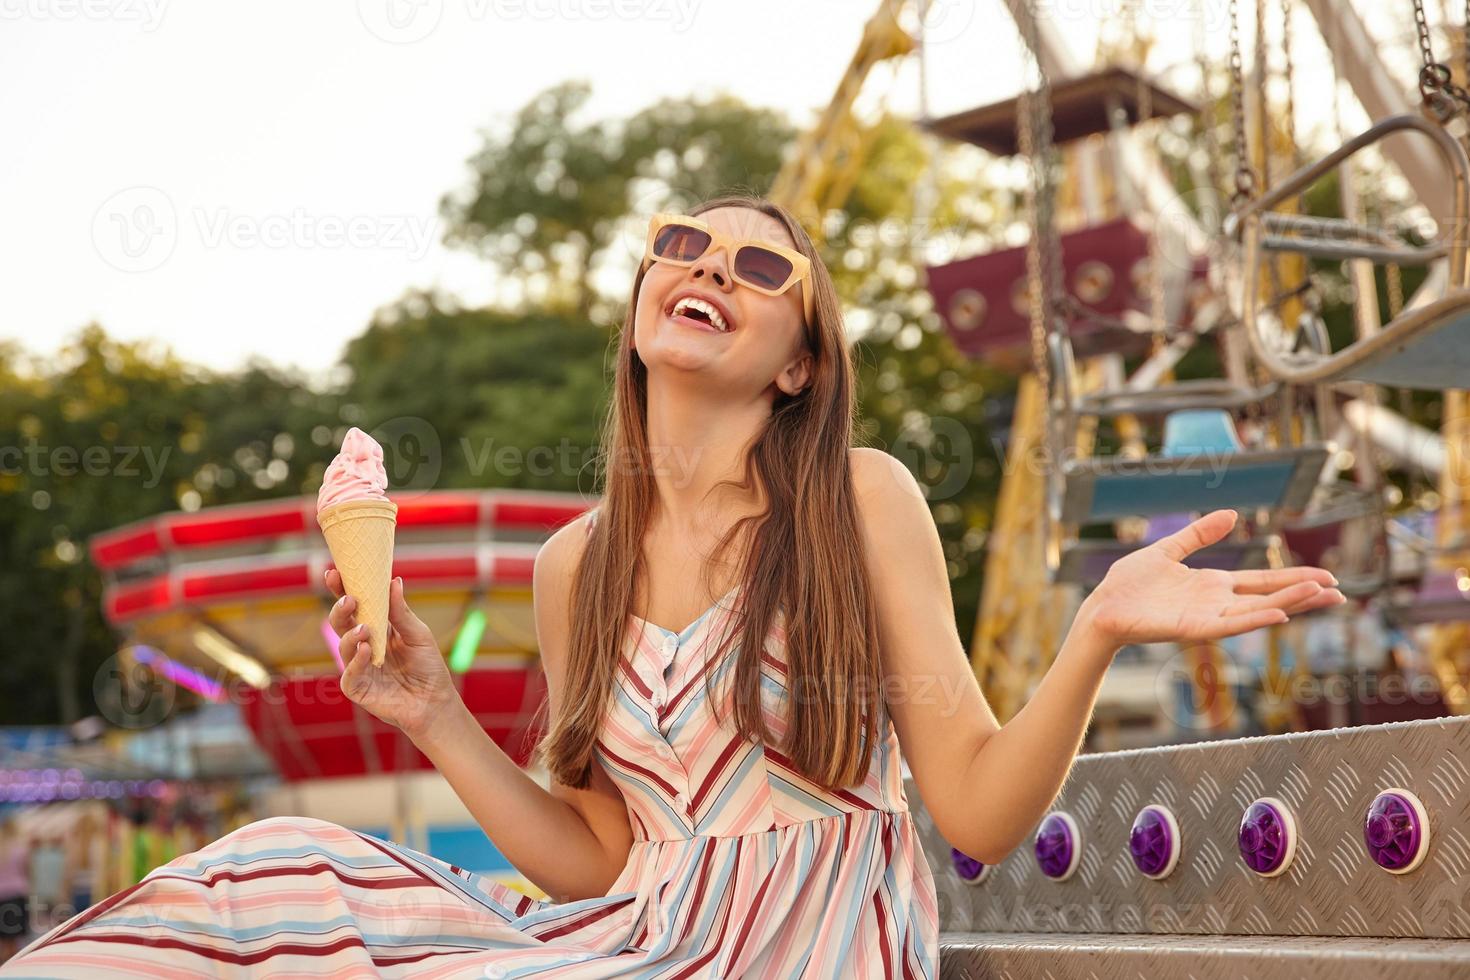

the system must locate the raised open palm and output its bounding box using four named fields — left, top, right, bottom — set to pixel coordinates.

left=1085, top=509, right=1346, bottom=647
